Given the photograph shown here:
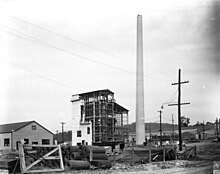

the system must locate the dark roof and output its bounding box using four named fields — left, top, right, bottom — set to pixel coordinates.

left=0, top=121, right=54, bottom=135
left=78, top=89, right=114, bottom=96
left=114, top=102, right=129, bottom=112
